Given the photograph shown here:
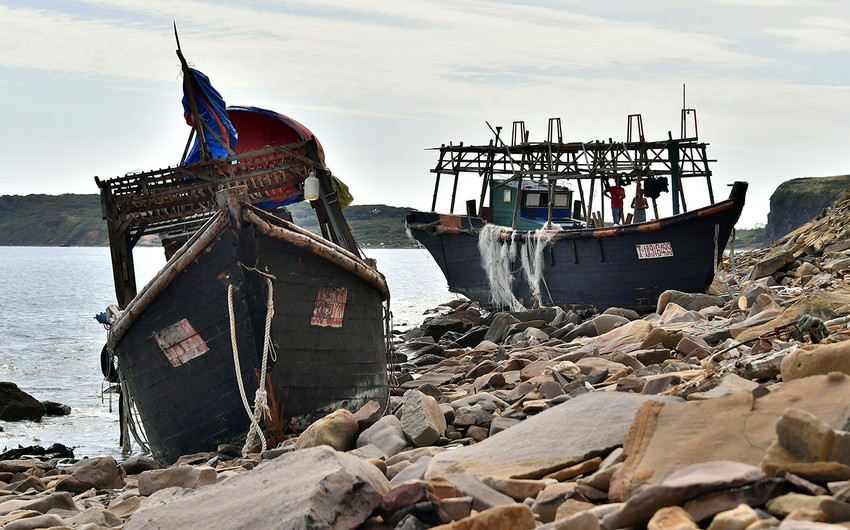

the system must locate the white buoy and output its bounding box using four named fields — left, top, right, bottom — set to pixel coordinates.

left=304, top=169, right=320, bottom=201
